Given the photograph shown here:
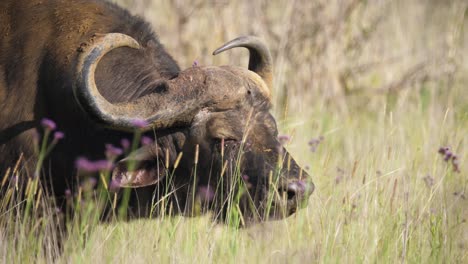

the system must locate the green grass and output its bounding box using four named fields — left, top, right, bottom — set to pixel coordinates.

left=1, top=83, right=466, bottom=263
left=1, top=0, right=467, bottom=263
